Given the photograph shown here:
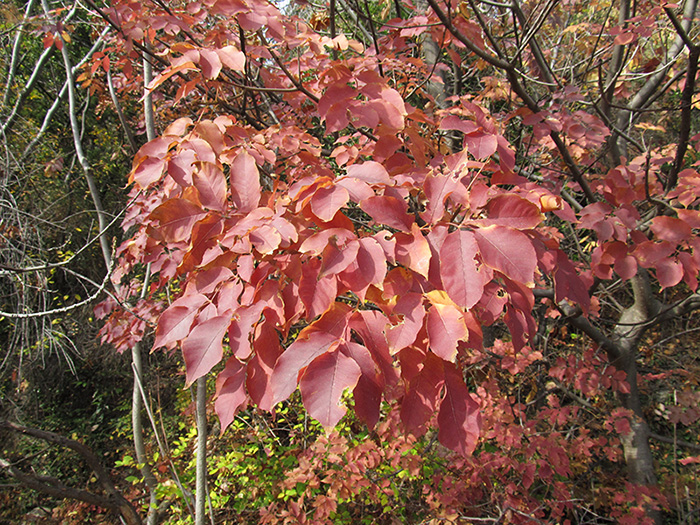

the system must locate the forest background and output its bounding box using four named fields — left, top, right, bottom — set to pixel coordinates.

left=1, top=0, right=700, bottom=523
